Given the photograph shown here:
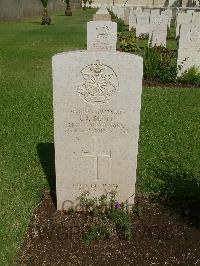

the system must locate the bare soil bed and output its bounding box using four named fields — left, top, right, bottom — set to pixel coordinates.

left=16, top=193, right=200, bottom=266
